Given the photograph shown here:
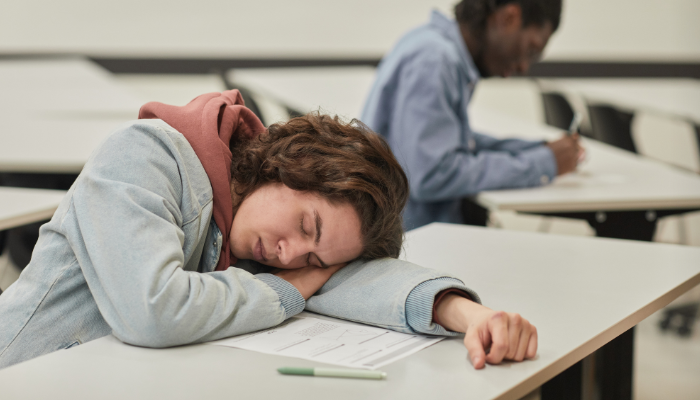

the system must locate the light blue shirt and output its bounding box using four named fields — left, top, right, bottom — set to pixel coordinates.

left=0, top=119, right=479, bottom=369
left=362, top=11, right=557, bottom=230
